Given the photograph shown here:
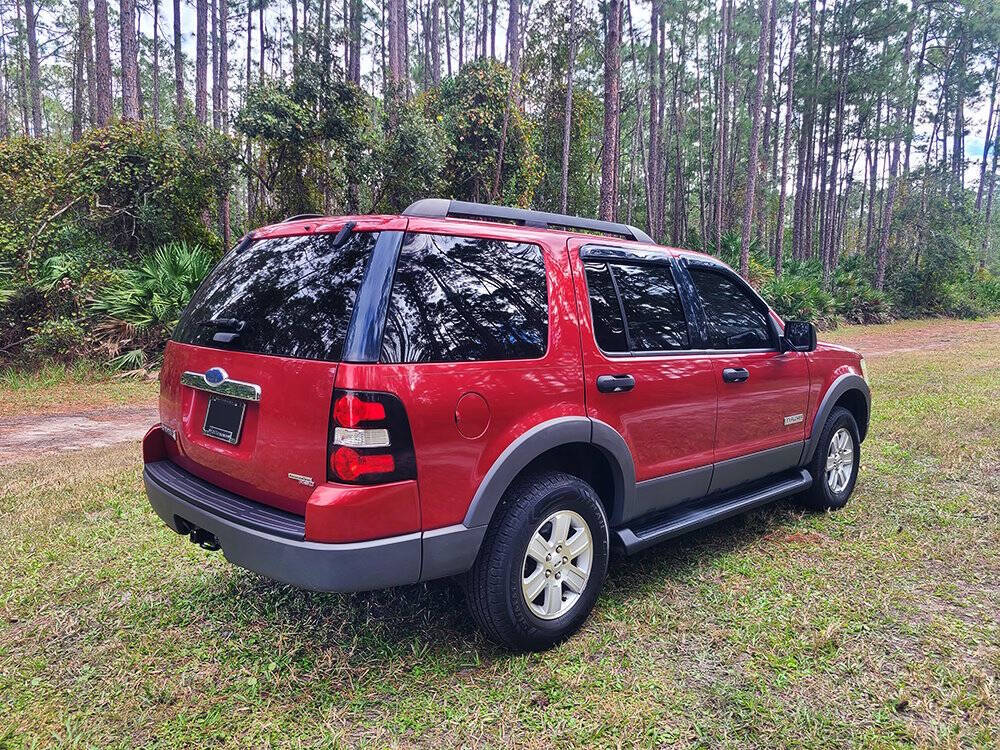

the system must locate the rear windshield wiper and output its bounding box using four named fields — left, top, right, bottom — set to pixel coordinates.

left=199, top=318, right=246, bottom=332
left=199, top=318, right=246, bottom=344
